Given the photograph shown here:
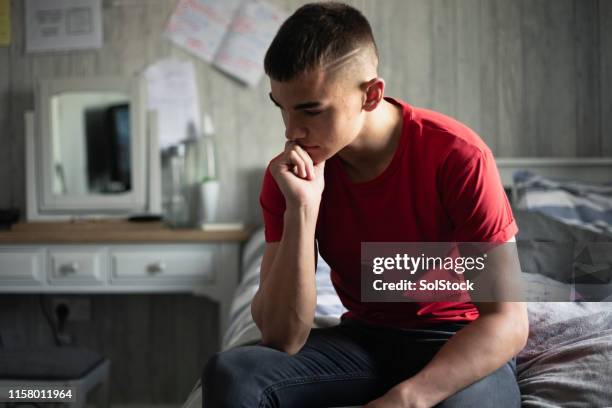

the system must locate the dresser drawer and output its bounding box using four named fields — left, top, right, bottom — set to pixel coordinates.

left=0, top=247, right=45, bottom=285
left=110, top=245, right=217, bottom=283
left=48, top=247, right=107, bottom=284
